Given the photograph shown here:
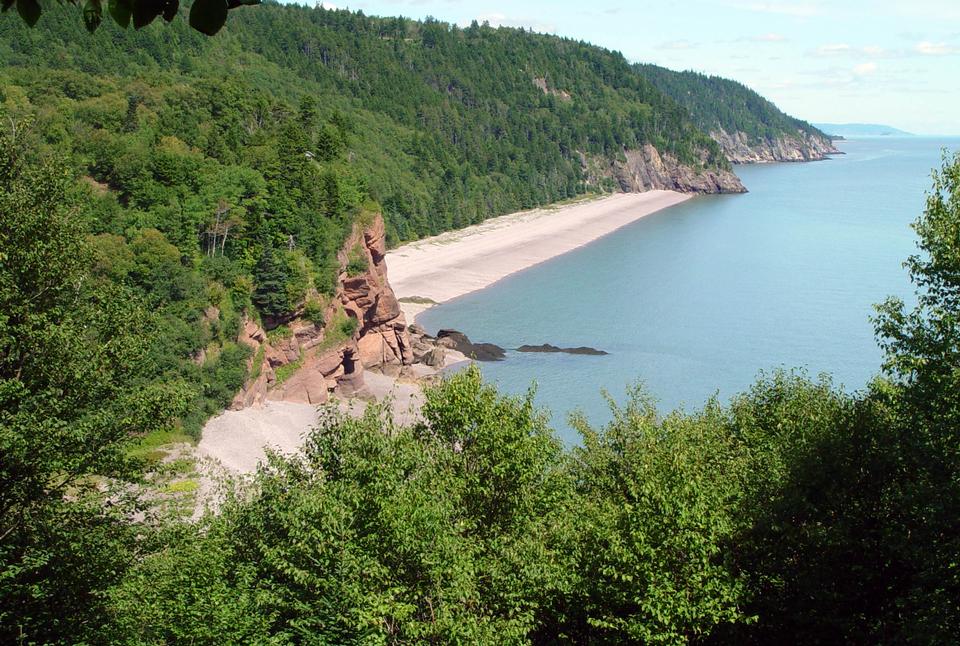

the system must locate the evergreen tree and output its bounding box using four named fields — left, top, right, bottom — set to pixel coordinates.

left=251, top=244, right=290, bottom=318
